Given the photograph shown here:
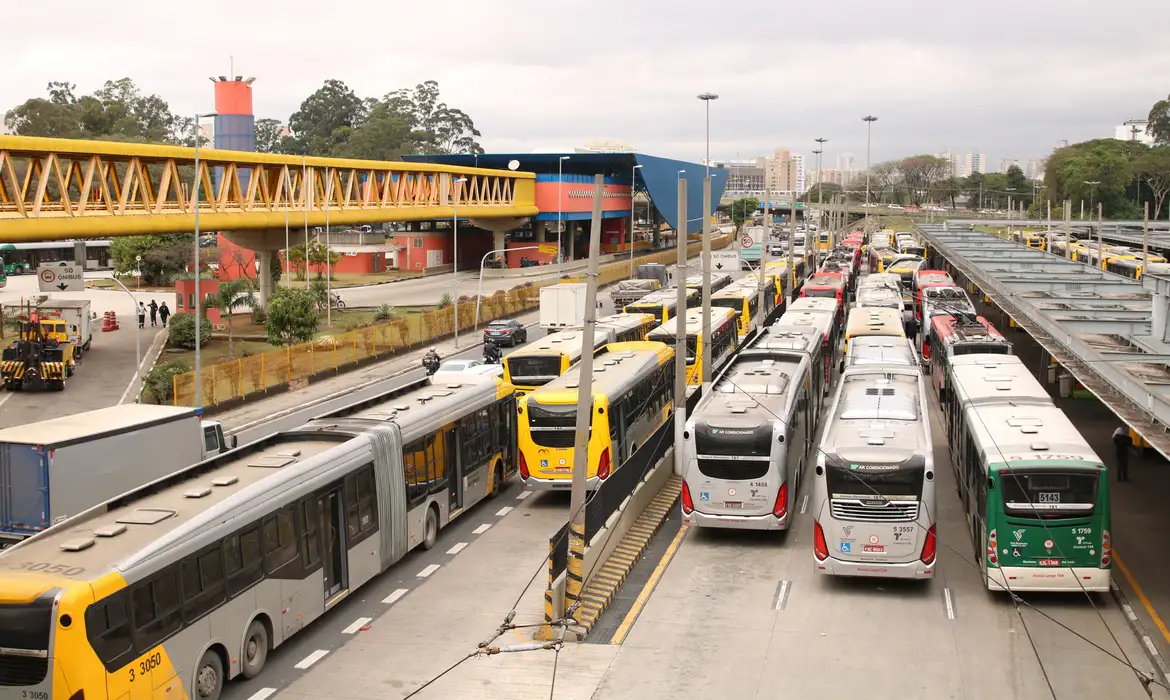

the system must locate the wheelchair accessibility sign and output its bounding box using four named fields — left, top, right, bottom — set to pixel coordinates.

left=840, top=542, right=852, bottom=553
left=700, top=491, right=710, bottom=502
